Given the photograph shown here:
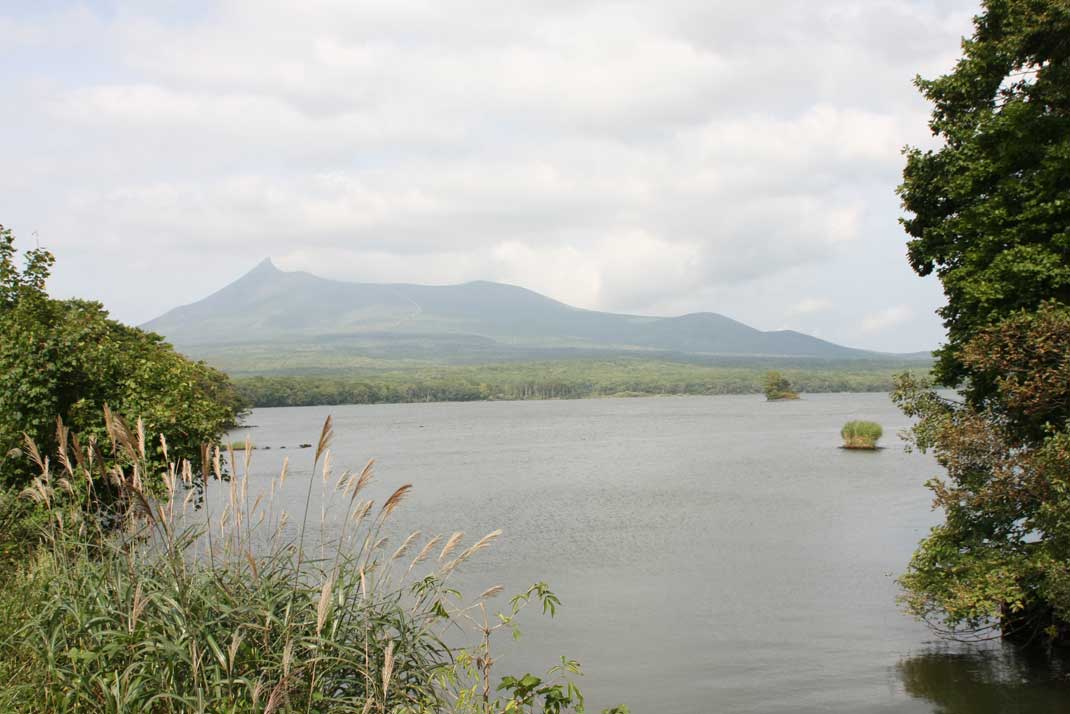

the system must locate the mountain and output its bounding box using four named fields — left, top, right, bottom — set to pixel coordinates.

left=143, top=258, right=912, bottom=366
